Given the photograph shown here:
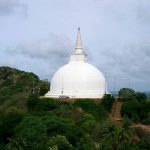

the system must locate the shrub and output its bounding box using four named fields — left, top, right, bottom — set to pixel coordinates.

left=48, top=135, right=74, bottom=150
left=35, top=98, right=60, bottom=111
left=119, top=88, right=135, bottom=101
left=77, top=114, right=96, bottom=133
left=135, top=92, right=147, bottom=103
left=0, top=107, right=24, bottom=143
left=101, top=94, right=115, bottom=112
left=74, top=99, right=108, bottom=121
left=14, top=116, right=48, bottom=150
left=138, top=137, right=150, bottom=149
left=142, top=117, right=150, bottom=125
left=121, top=99, right=141, bottom=122
left=75, top=99, right=97, bottom=111
left=26, top=95, right=38, bottom=111
left=96, top=103, right=108, bottom=120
